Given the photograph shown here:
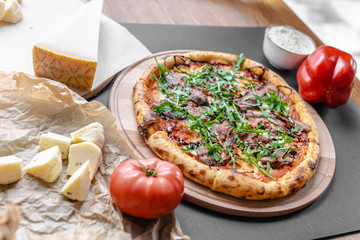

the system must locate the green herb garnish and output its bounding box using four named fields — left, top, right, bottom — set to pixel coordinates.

left=151, top=55, right=298, bottom=180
